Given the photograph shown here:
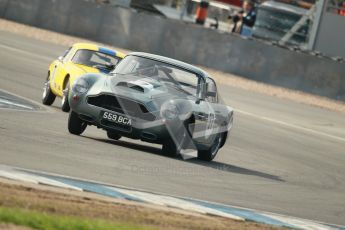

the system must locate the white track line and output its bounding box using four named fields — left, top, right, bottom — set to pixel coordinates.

left=0, top=43, right=52, bottom=61
left=0, top=89, right=55, bottom=113
left=263, top=213, right=338, bottom=230
left=0, top=169, right=82, bottom=191
left=236, top=109, right=345, bottom=143
left=109, top=187, right=244, bottom=221
left=0, top=98, right=34, bottom=110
